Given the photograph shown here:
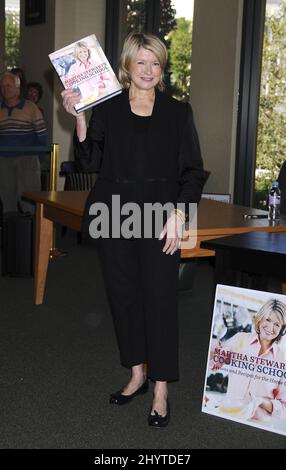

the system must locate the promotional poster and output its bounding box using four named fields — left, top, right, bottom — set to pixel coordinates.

left=202, top=285, right=286, bottom=436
